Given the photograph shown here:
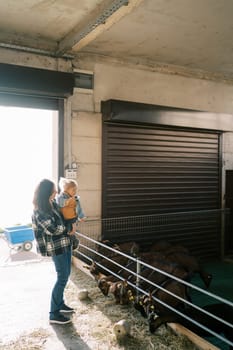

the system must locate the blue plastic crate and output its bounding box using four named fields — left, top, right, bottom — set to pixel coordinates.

left=4, top=225, right=34, bottom=244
